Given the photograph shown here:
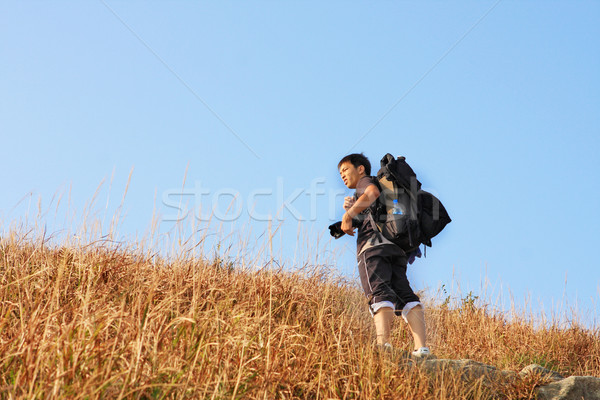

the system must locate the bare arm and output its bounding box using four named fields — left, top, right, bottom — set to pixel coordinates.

left=341, top=184, right=380, bottom=235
